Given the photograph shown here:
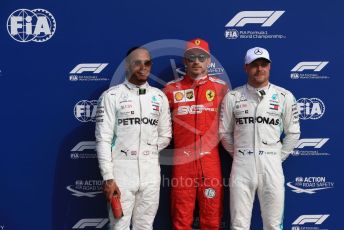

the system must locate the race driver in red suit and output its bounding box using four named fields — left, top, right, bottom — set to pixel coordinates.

left=163, top=38, right=229, bottom=230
